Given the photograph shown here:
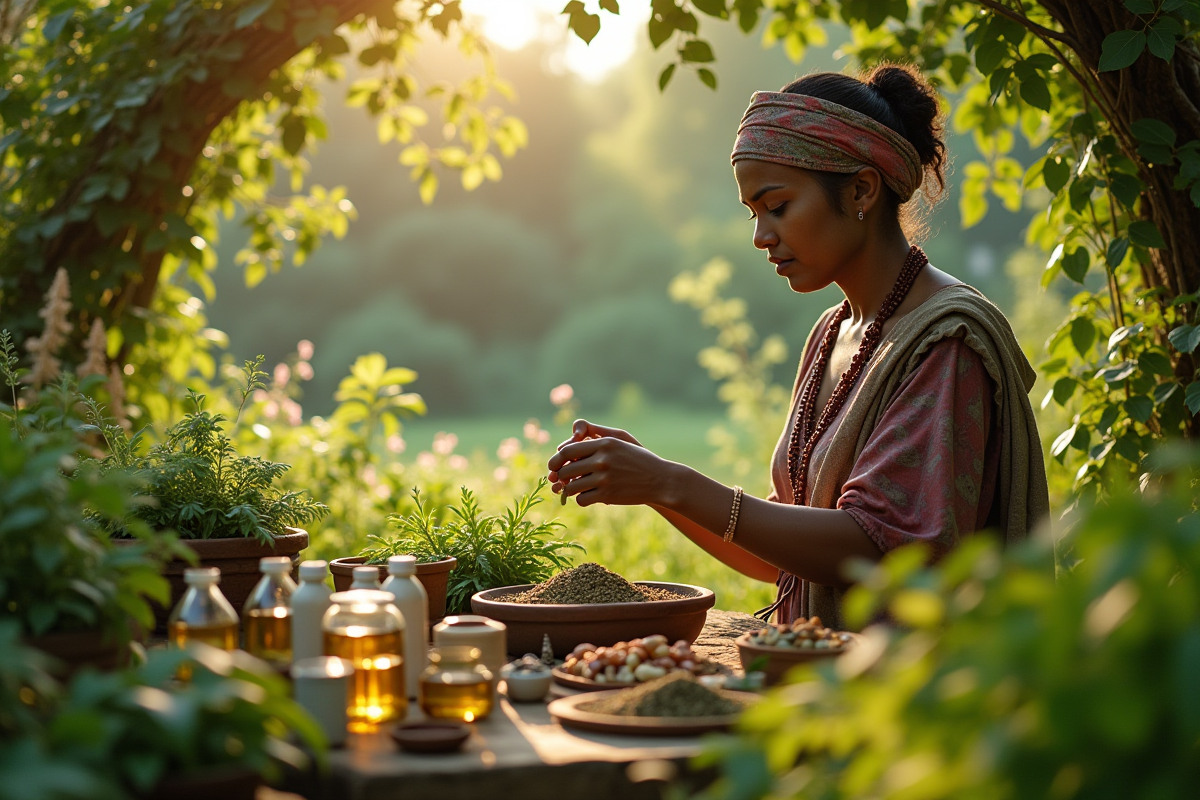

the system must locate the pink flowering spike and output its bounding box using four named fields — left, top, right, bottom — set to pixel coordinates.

left=297, top=361, right=314, bottom=381
left=550, top=383, right=574, bottom=406
left=273, top=363, right=291, bottom=388
left=297, top=340, right=314, bottom=360
left=387, top=435, right=407, bottom=454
